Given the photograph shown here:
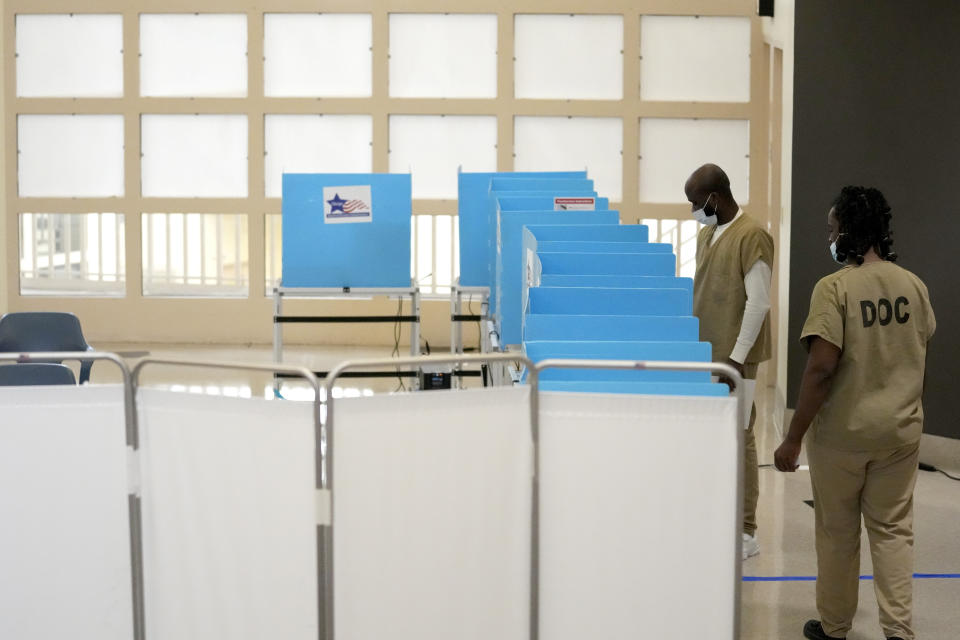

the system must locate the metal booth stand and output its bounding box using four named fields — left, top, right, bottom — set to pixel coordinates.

left=448, top=281, right=492, bottom=388
left=272, top=284, right=422, bottom=391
